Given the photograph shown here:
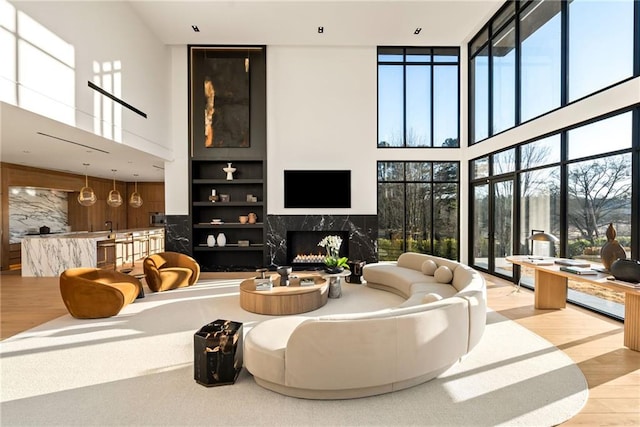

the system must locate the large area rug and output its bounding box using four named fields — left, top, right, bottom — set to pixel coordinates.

left=1, top=279, right=588, bottom=426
